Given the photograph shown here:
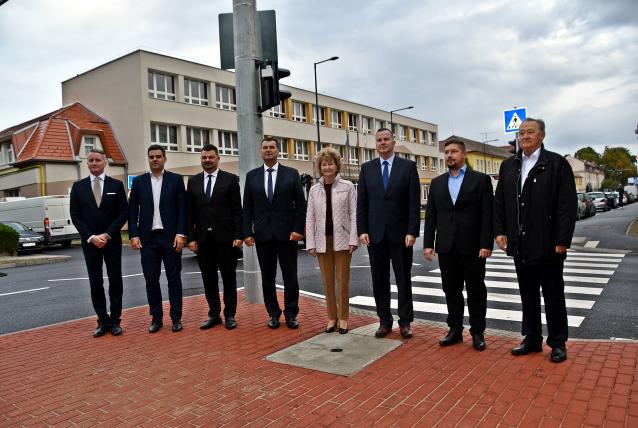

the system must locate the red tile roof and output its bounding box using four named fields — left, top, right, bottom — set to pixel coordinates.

left=0, top=103, right=126, bottom=166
